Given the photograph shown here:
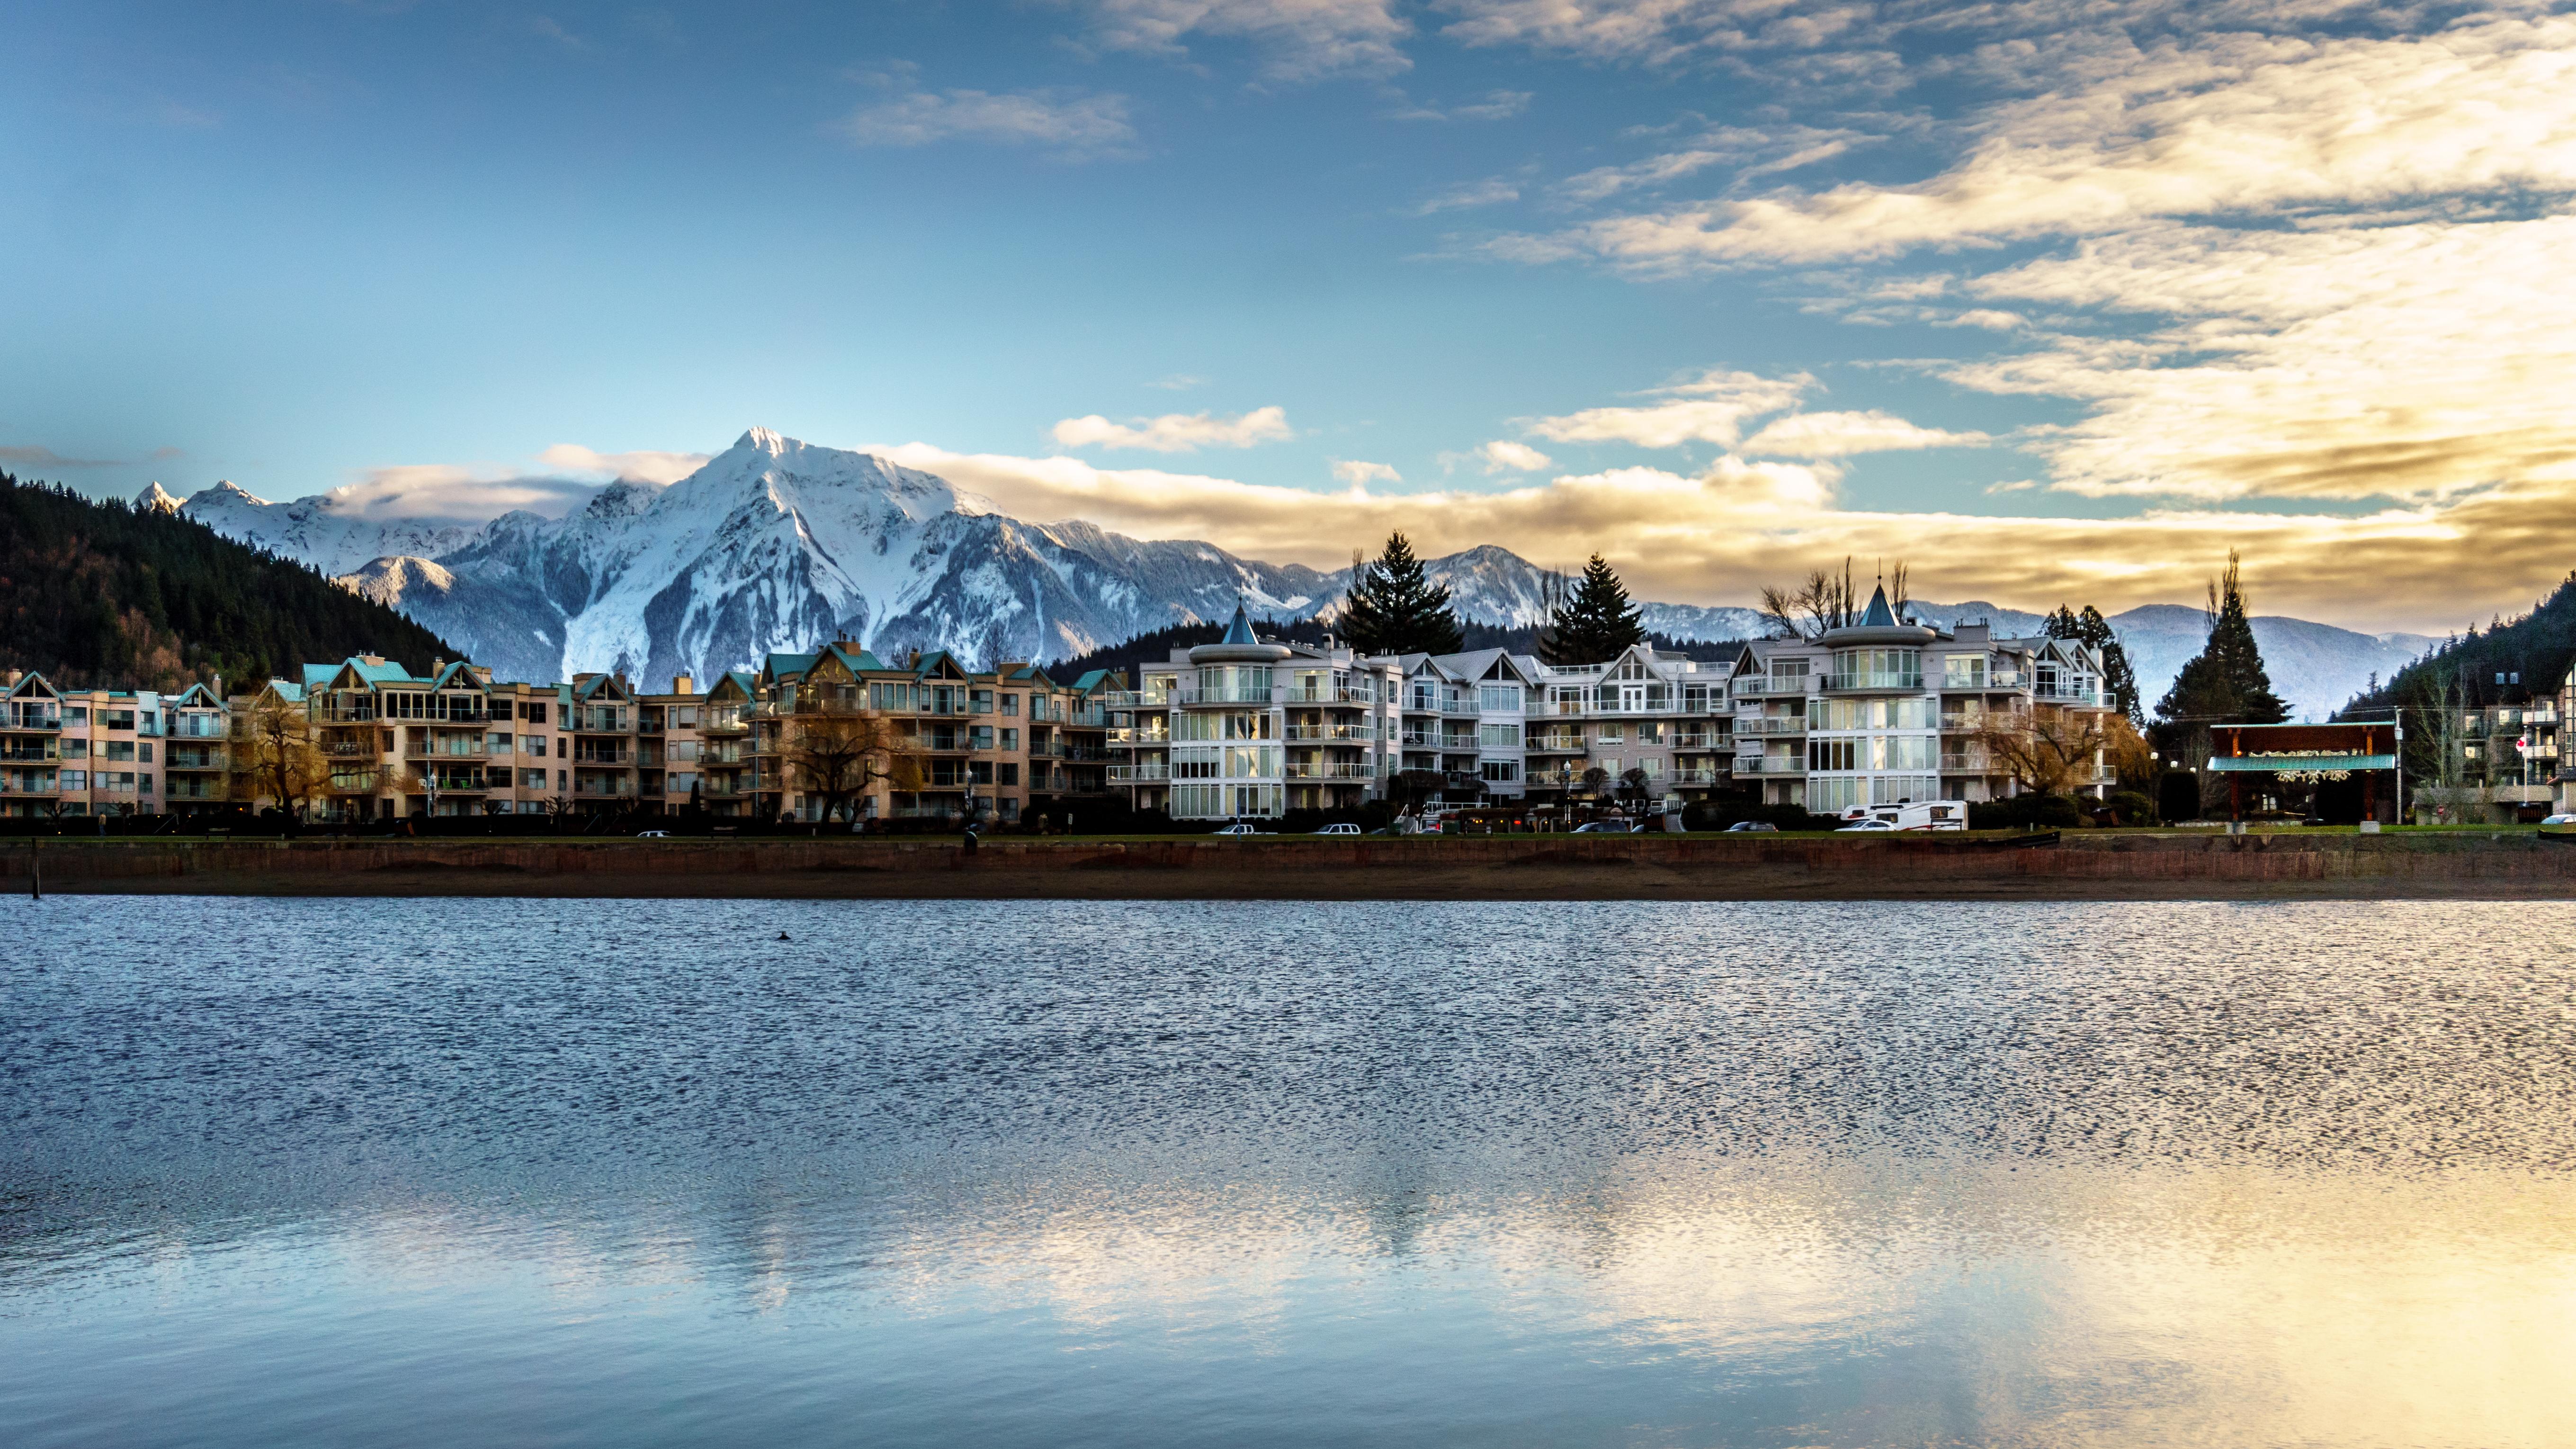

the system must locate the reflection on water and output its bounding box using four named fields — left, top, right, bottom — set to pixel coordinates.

left=3, top=898, right=2571, bottom=1447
